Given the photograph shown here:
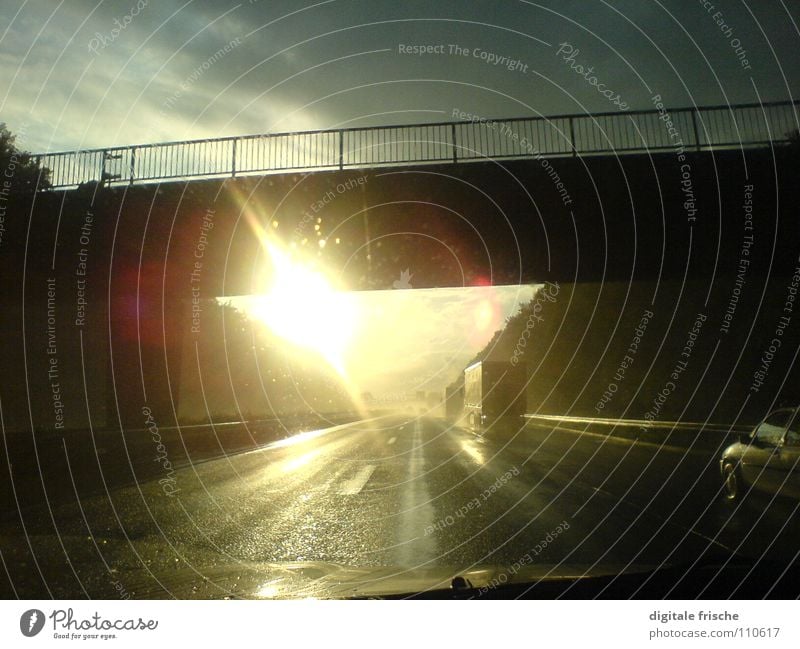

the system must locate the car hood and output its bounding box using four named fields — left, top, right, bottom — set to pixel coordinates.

left=122, top=560, right=659, bottom=599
